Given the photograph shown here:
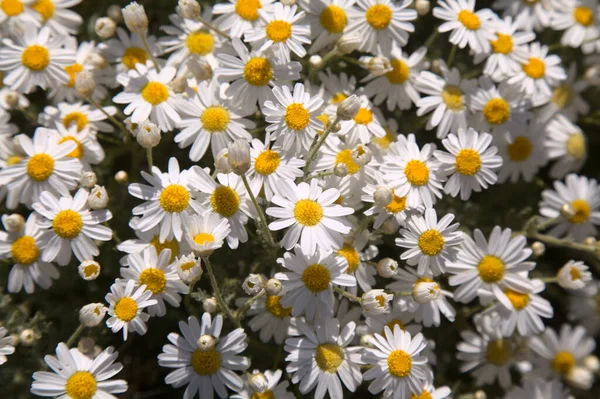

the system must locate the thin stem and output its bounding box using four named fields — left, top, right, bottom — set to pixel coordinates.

left=425, top=29, right=440, bottom=48
left=18, top=106, right=40, bottom=126
left=447, top=44, right=457, bottom=68
left=198, top=17, right=231, bottom=40
left=104, top=222, right=121, bottom=244
left=203, top=257, right=240, bottom=327
left=303, top=116, right=340, bottom=178
left=146, top=148, right=153, bottom=169
left=85, top=95, right=132, bottom=142
left=321, top=48, right=339, bottom=65
left=340, top=55, right=363, bottom=67
left=540, top=277, right=557, bottom=283
left=66, top=324, right=85, bottom=347
left=302, top=170, right=334, bottom=182
left=240, top=174, right=277, bottom=248
left=333, top=286, right=361, bottom=303
left=140, top=34, right=160, bottom=71
left=236, top=289, right=266, bottom=323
